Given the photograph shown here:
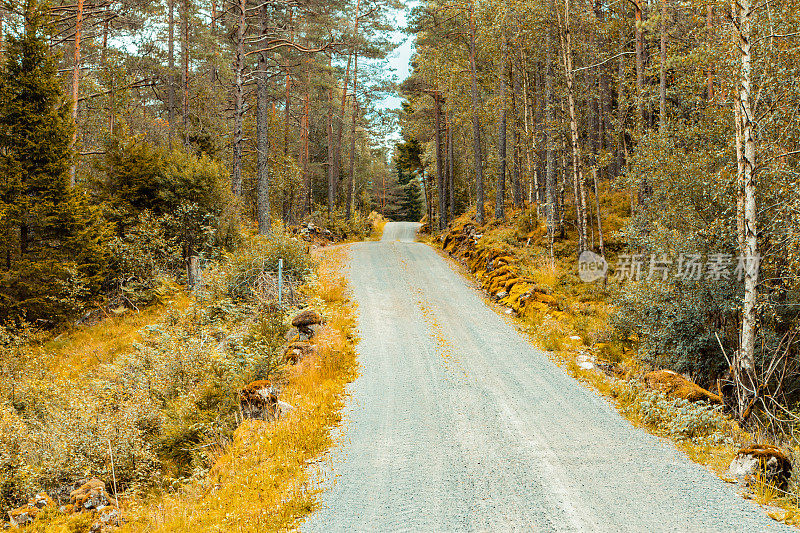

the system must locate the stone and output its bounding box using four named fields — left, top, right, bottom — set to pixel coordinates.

left=284, top=341, right=316, bottom=364
left=576, top=354, right=595, bottom=370
left=291, top=309, right=322, bottom=338
left=9, top=506, right=36, bottom=528
left=69, top=478, right=117, bottom=513
left=276, top=400, right=295, bottom=418
left=727, top=444, right=792, bottom=490
left=240, top=380, right=281, bottom=420
left=8, top=491, right=55, bottom=527
left=98, top=506, right=120, bottom=526
left=643, top=369, right=722, bottom=404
